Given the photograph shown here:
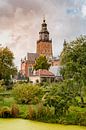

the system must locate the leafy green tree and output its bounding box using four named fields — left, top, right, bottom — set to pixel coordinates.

left=34, top=55, right=50, bottom=70
left=43, top=82, right=78, bottom=117
left=60, top=36, right=86, bottom=105
left=0, top=47, right=17, bottom=84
